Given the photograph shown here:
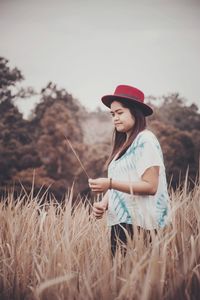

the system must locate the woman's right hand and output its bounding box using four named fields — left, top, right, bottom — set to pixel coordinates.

left=93, top=201, right=107, bottom=219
